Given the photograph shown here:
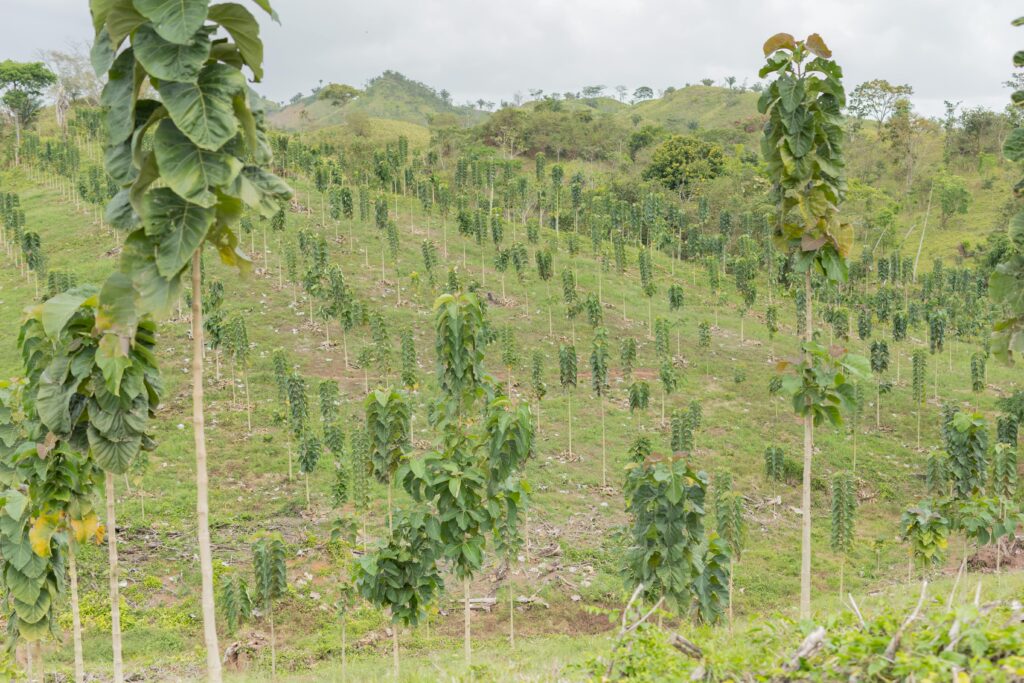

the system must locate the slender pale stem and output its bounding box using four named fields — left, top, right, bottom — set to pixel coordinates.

left=69, top=544, right=84, bottom=683
left=105, top=472, right=124, bottom=683
left=191, top=252, right=223, bottom=682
